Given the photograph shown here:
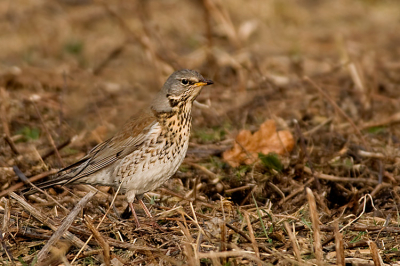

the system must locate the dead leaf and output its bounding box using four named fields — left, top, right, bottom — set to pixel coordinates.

left=223, top=119, right=294, bottom=167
